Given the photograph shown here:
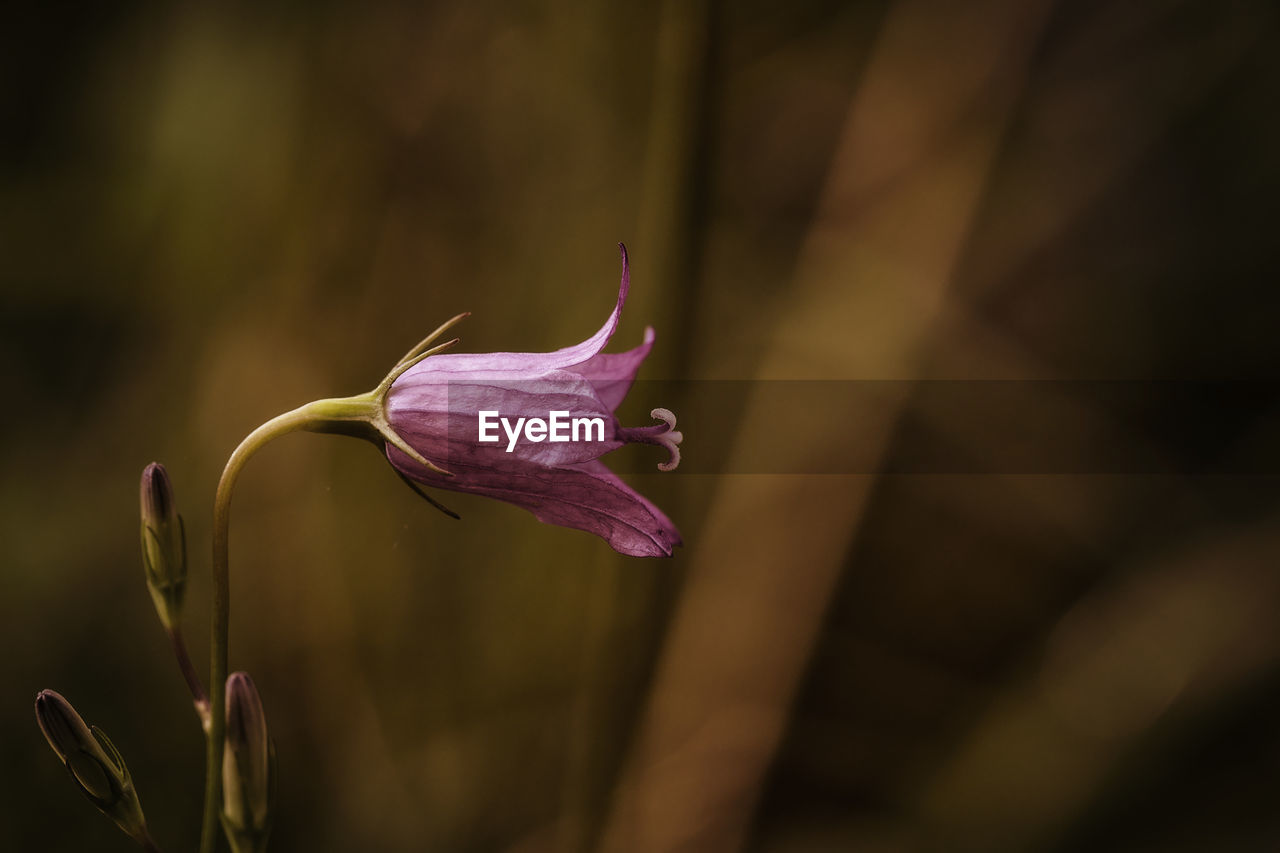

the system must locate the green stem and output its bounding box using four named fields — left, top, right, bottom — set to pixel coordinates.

left=197, top=395, right=383, bottom=853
